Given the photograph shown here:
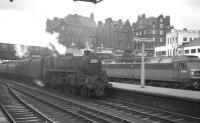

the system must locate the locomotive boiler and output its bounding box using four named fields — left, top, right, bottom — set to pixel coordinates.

left=102, top=55, right=200, bottom=90
left=44, top=51, right=110, bottom=97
